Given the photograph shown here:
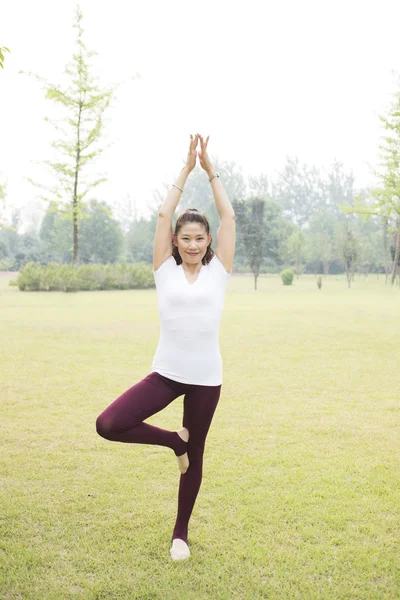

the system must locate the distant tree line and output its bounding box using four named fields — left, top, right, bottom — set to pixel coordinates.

left=0, top=156, right=397, bottom=287
left=1, top=5, right=399, bottom=288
